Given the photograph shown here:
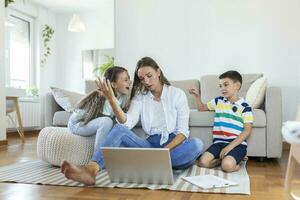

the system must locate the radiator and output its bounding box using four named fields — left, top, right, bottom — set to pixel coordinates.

left=6, top=98, right=41, bottom=130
